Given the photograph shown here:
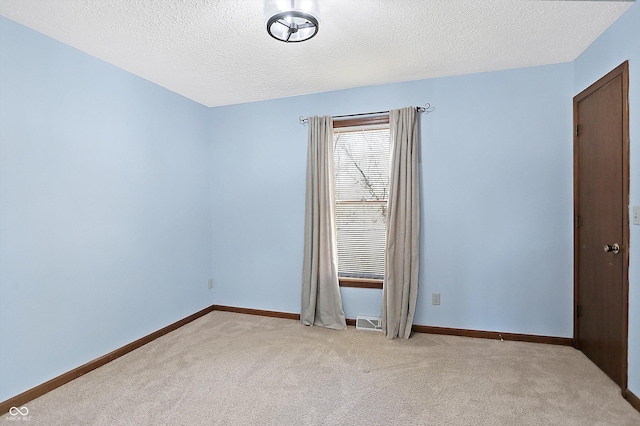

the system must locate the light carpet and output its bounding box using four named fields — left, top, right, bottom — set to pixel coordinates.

left=13, top=311, right=640, bottom=425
